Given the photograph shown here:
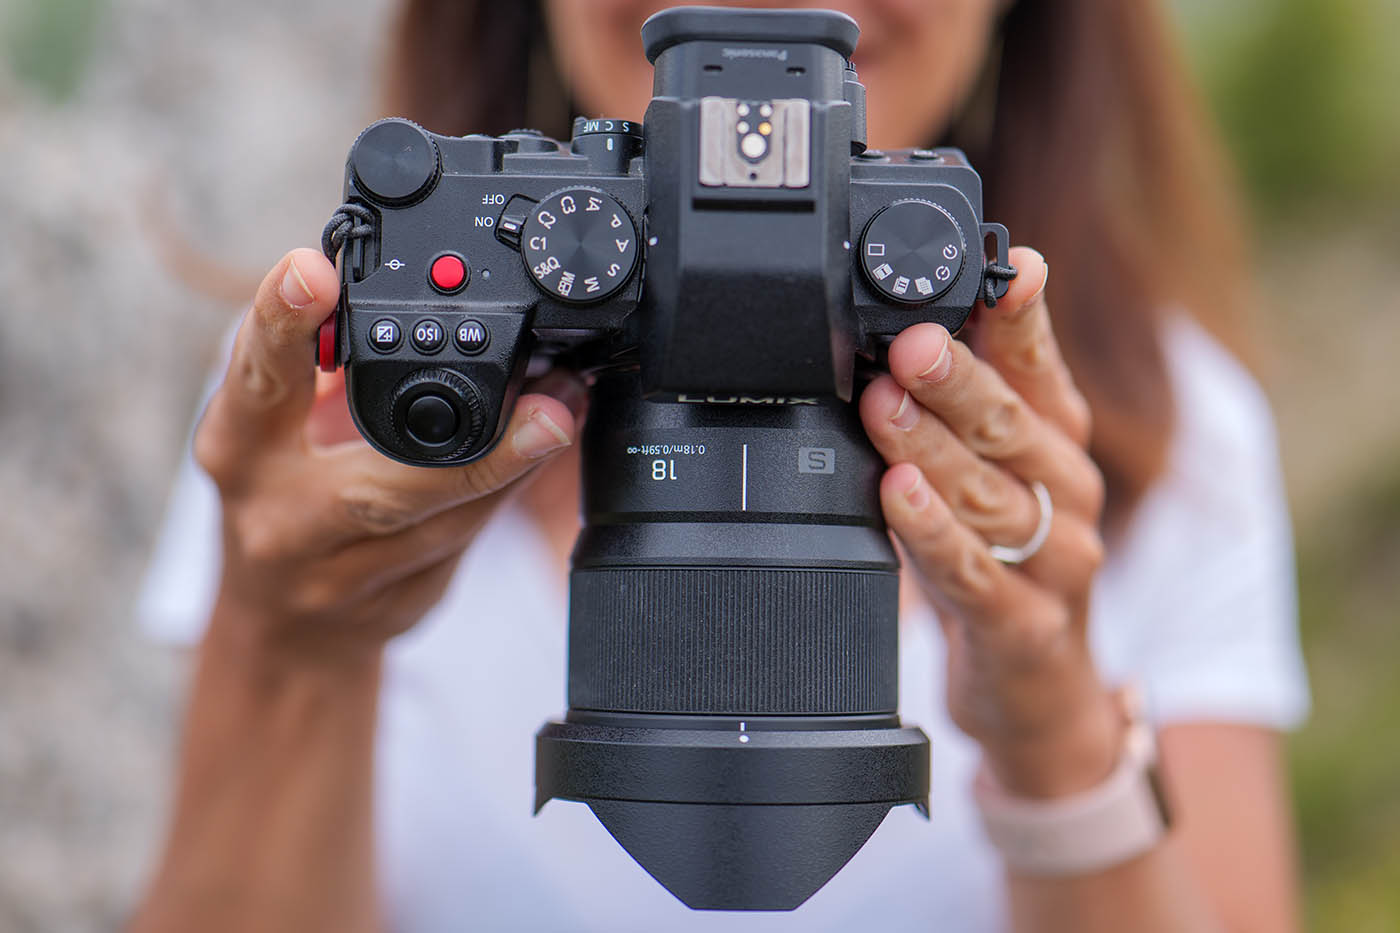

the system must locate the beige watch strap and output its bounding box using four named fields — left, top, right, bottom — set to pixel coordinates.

left=973, top=689, right=1172, bottom=877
